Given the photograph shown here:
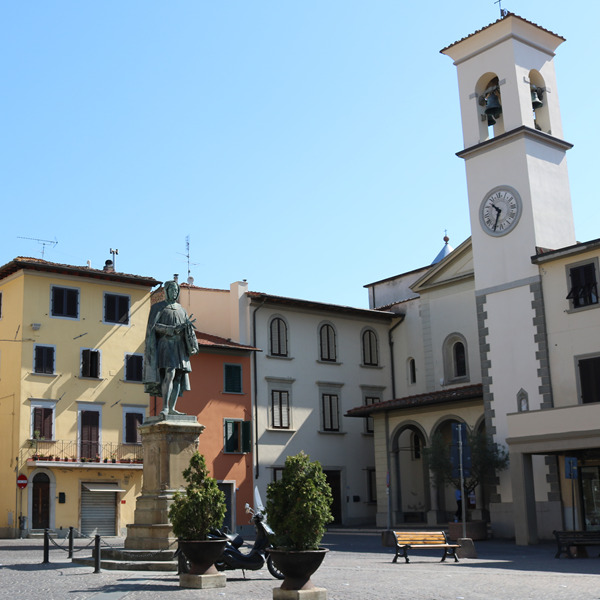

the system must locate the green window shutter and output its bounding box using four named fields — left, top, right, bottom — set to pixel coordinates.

left=224, top=364, right=242, bottom=393
left=241, top=421, right=252, bottom=453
